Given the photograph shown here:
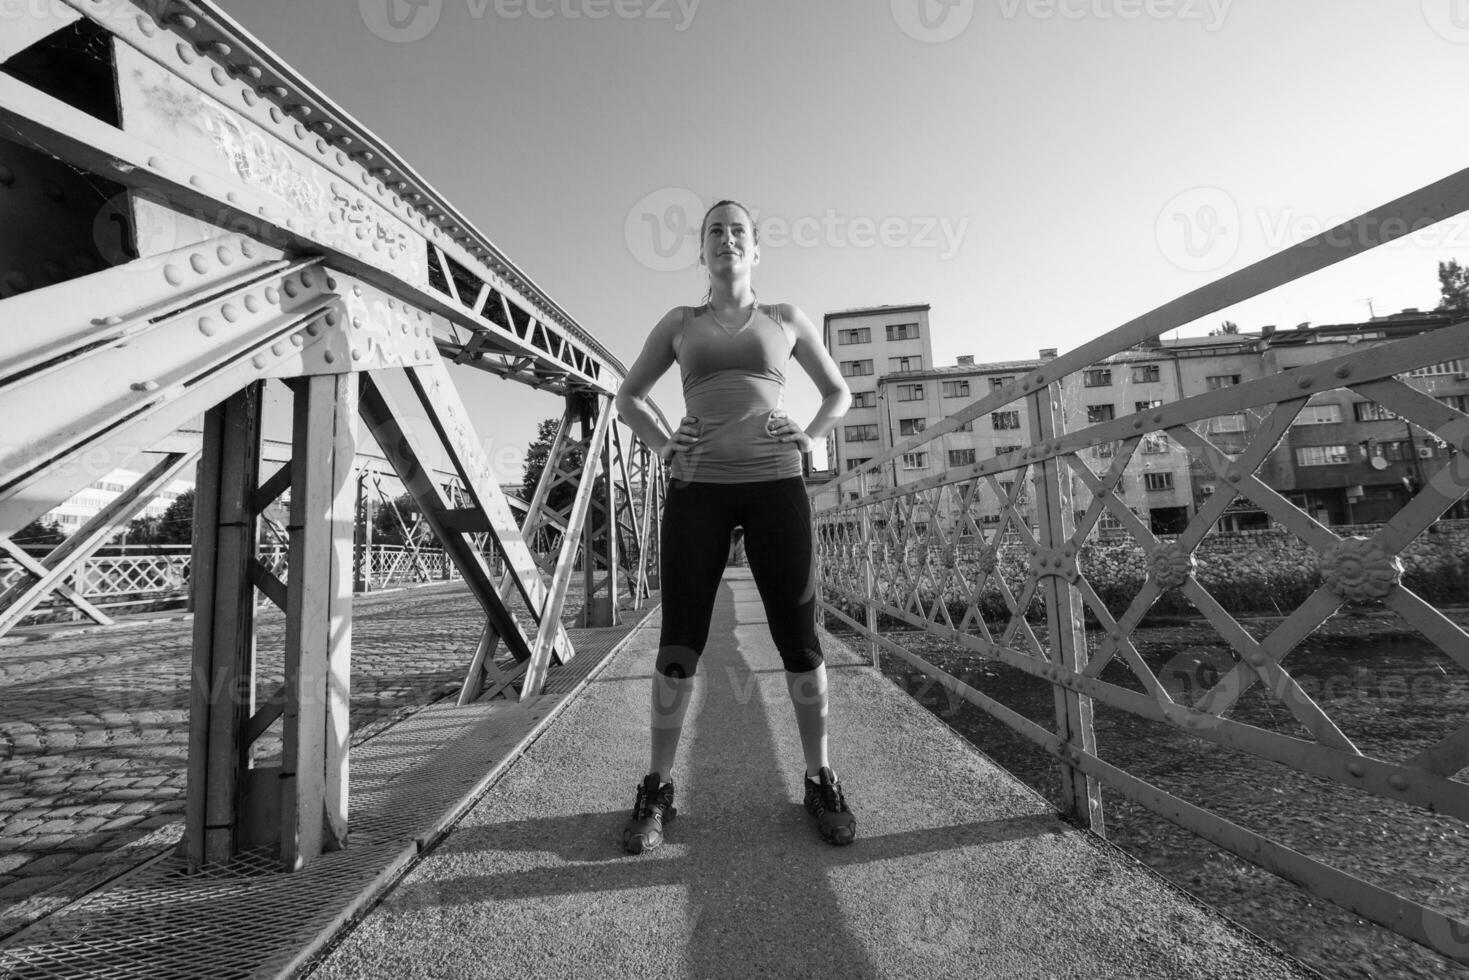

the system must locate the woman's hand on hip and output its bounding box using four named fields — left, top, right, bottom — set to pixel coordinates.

left=658, top=417, right=701, bottom=464
left=768, top=411, right=815, bottom=452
